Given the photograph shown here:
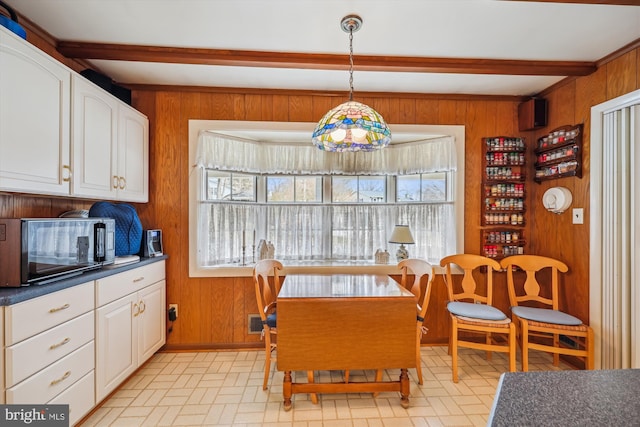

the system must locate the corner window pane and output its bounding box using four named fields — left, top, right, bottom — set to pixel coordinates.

left=397, top=173, right=447, bottom=202
left=397, top=174, right=421, bottom=202
left=231, top=173, right=256, bottom=201
left=205, top=170, right=256, bottom=201
left=422, top=172, right=447, bottom=202
left=206, top=170, right=232, bottom=200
